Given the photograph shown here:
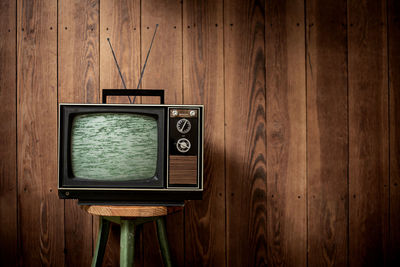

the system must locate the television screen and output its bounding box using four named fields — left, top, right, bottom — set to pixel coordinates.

left=70, top=113, right=158, bottom=181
